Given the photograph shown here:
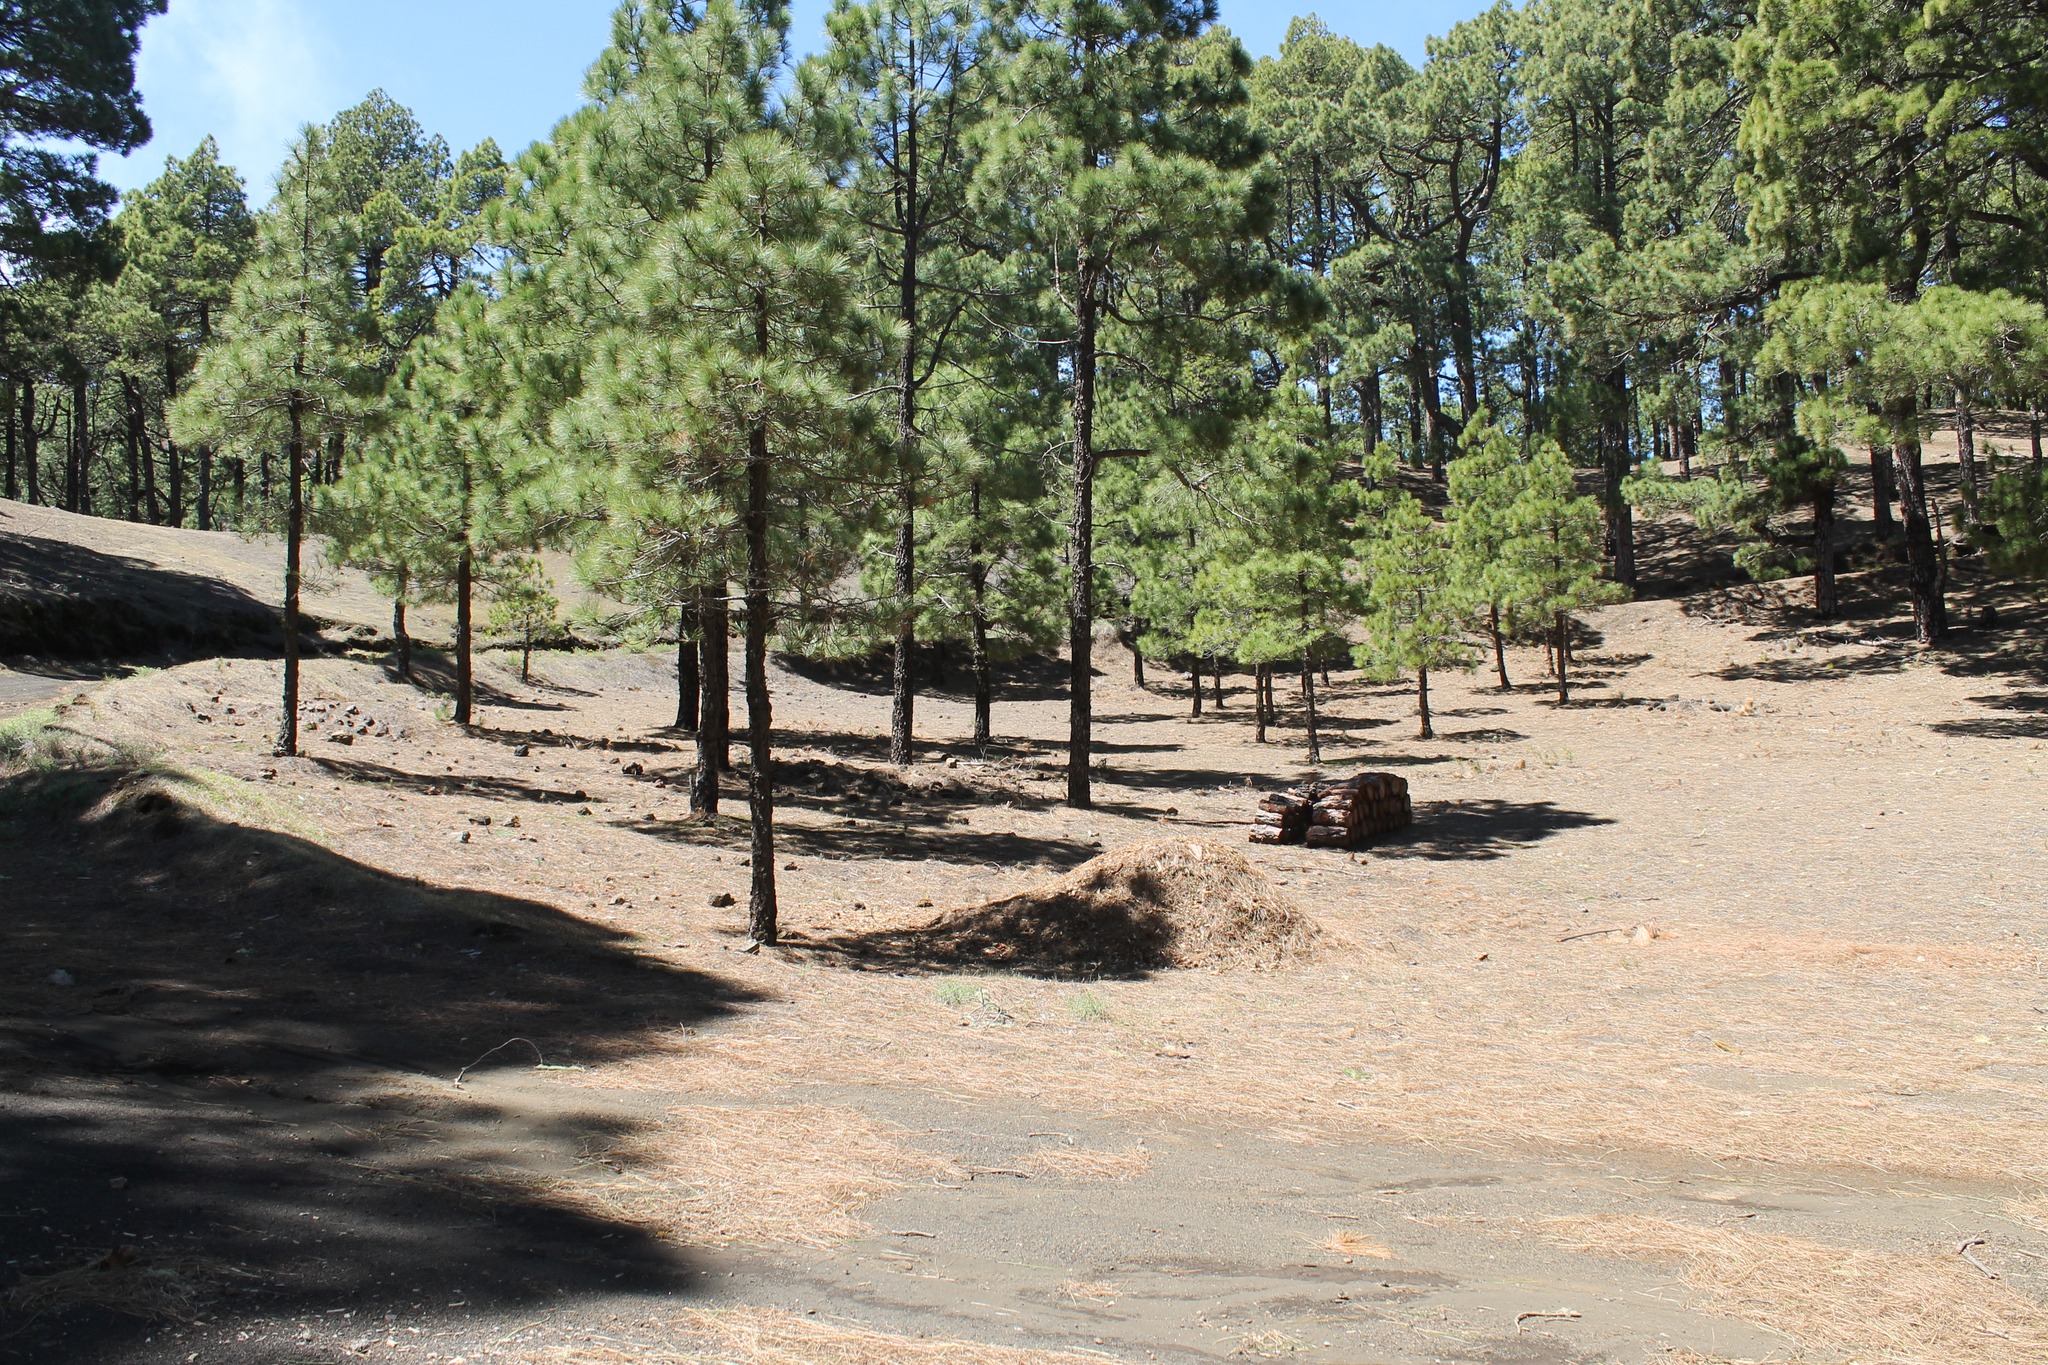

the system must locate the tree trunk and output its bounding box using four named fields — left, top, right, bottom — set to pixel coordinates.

left=1813, top=482, right=1838, bottom=619
left=1598, top=366, right=1637, bottom=590
left=1253, top=663, right=1268, bottom=744
left=1361, top=370, right=1381, bottom=457
left=521, top=641, right=532, bottom=683
left=2031, top=399, right=2043, bottom=471
left=1678, top=413, right=1697, bottom=481
left=743, top=419, right=778, bottom=947
left=20, top=379, right=36, bottom=505
left=693, top=583, right=728, bottom=815
left=1066, top=262, right=1102, bottom=810
left=1490, top=602, right=1510, bottom=689
left=1301, top=652, right=1321, bottom=764
left=64, top=382, right=79, bottom=515
left=278, top=401, right=306, bottom=757
left=1189, top=658, right=1202, bottom=717
left=1213, top=656, right=1224, bottom=709
left=122, top=376, right=143, bottom=521
left=968, top=480, right=991, bottom=757
left=454, top=543, right=474, bottom=726
left=1130, top=643, right=1145, bottom=688
left=675, top=616, right=699, bottom=731
left=888, top=146, right=922, bottom=770
left=1887, top=399, right=1947, bottom=643
left=1553, top=611, right=1570, bottom=705
left=1954, top=386, right=1978, bottom=513
left=1416, top=663, right=1433, bottom=739
left=3, top=379, right=14, bottom=501
left=393, top=590, right=412, bottom=682
left=1870, top=444, right=1896, bottom=539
